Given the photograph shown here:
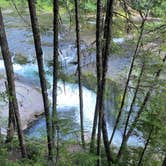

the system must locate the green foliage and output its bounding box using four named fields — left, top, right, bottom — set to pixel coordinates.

left=112, top=18, right=126, bottom=37
left=128, top=0, right=166, bottom=17
left=58, top=117, right=80, bottom=139
left=0, top=90, right=8, bottom=103
left=71, top=152, right=98, bottom=166
left=0, top=160, right=20, bottom=166
left=0, top=138, right=47, bottom=166
left=0, top=141, right=19, bottom=166
left=1, top=0, right=166, bottom=17
left=150, top=1, right=166, bottom=17
left=81, top=1, right=96, bottom=12
left=133, top=86, right=166, bottom=165
left=0, top=0, right=9, bottom=8
left=130, top=0, right=154, bottom=11
left=13, top=53, right=30, bottom=65
left=82, top=73, right=97, bottom=92
left=110, top=42, right=122, bottom=54
left=37, top=0, right=52, bottom=12
left=26, top=140, right=43, bottom=161
left=0, top=0, right=166, bottom=165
